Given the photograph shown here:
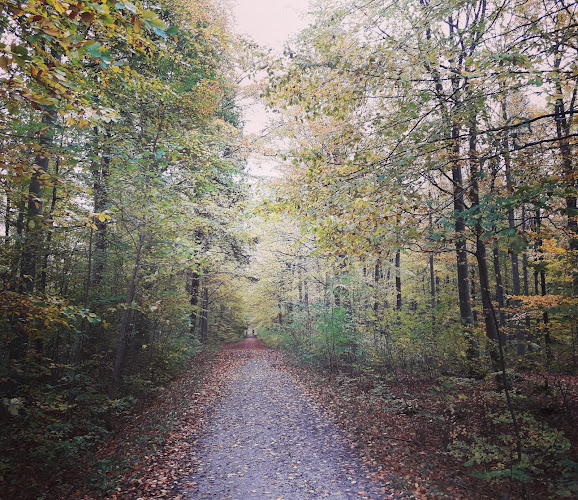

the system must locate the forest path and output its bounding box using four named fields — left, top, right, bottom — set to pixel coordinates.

left=179, top=344, right=398, bottom=499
